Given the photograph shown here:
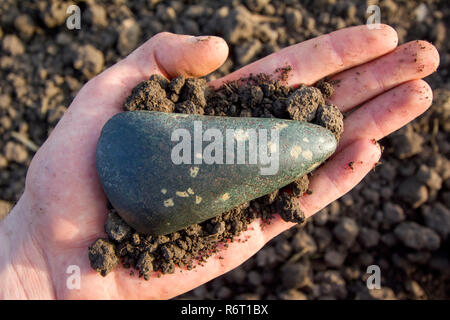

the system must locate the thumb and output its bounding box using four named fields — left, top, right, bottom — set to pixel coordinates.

left=75, top=32, right=229, bottom=110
